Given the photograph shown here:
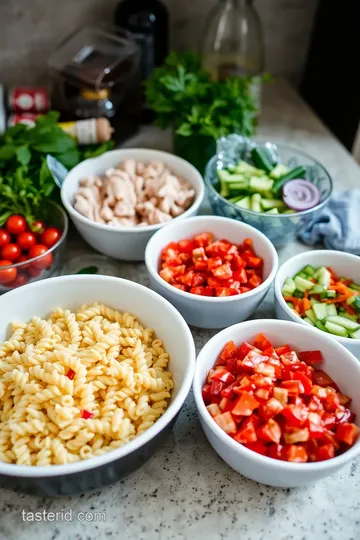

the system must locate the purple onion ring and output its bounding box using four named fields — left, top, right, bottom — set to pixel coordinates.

left=283, top=179, right=321, bottom=211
